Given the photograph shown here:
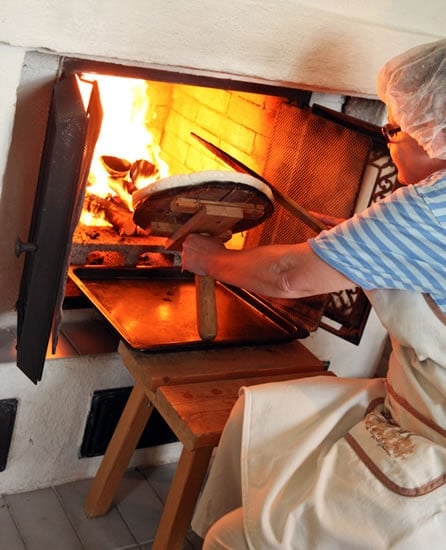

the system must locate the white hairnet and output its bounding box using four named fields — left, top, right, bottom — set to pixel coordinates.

left=377, top=38, right=446, bottom=159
